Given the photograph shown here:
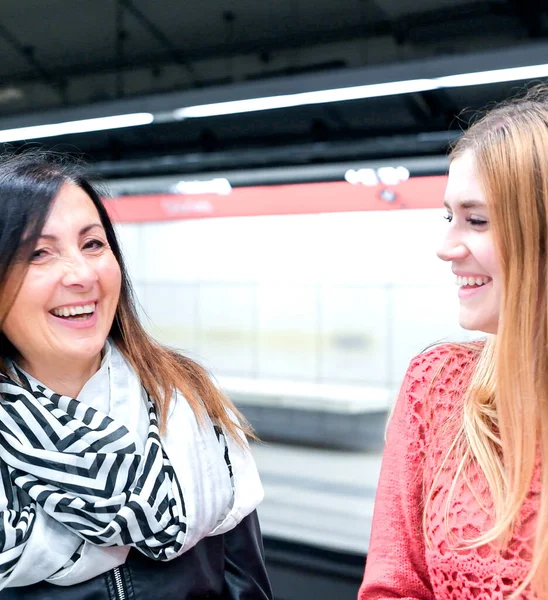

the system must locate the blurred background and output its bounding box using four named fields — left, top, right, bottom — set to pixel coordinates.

left=1, top=1, right=547, bottom=597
